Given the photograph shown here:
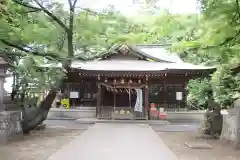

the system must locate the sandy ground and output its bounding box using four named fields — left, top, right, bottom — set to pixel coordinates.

left=0, top=128, right=83, bottom=160
left=1, top=126, right=240, bottom=160
left=158, top=131, right=240, bottom=160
